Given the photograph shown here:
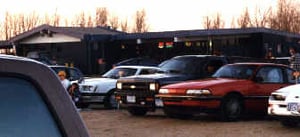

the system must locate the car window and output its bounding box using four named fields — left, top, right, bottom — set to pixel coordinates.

left=69, top=68, right=82, bottom=80
left=256, top=67, right=283, bottom=83
left=159, top=59, right=195, bottom=74
left=103, top=68, right=138, bottom=78
left=213, top=65, right=256, bottom=79
left=139, top=69, right=158, bottom=75
left=204, top=59, right=224, bottom=75
left=0, top=76, right=62, bottom=137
